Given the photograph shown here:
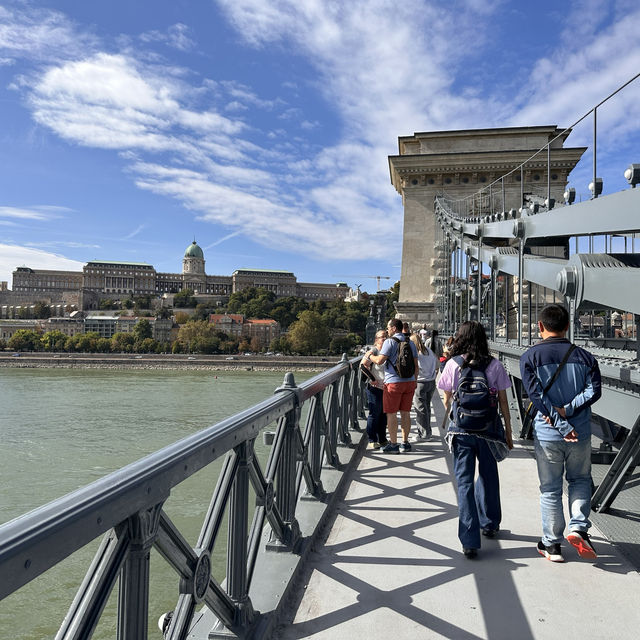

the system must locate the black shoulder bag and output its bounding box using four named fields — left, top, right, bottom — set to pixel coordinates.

left=520, top=344, right=576, bottom=439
